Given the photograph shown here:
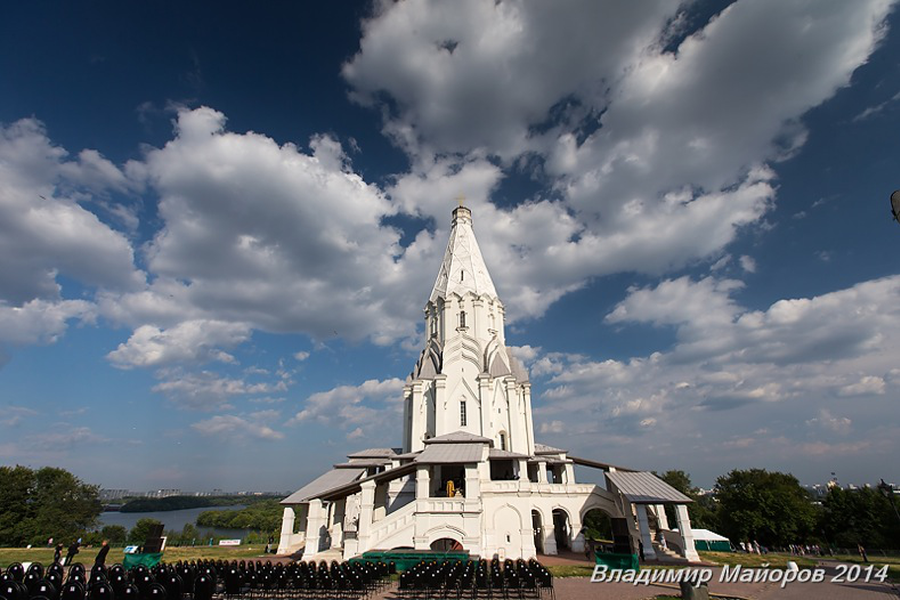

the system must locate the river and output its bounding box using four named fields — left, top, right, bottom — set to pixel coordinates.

left=97, top=505, right=251, bottom=540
